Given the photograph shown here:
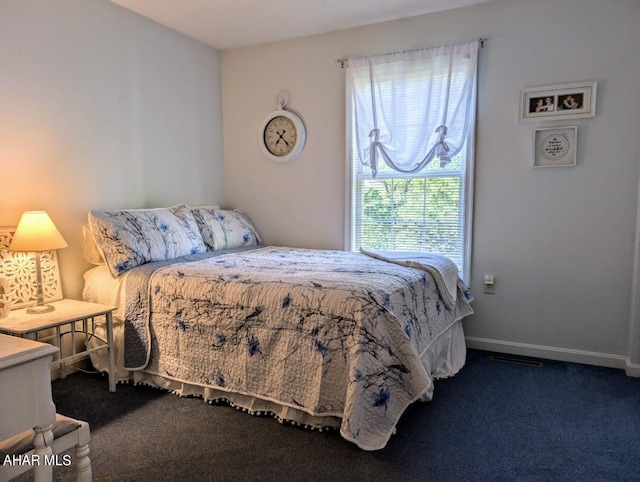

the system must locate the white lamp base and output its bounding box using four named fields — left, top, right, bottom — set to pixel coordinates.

left=26, top=252, right=56, bottom=315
